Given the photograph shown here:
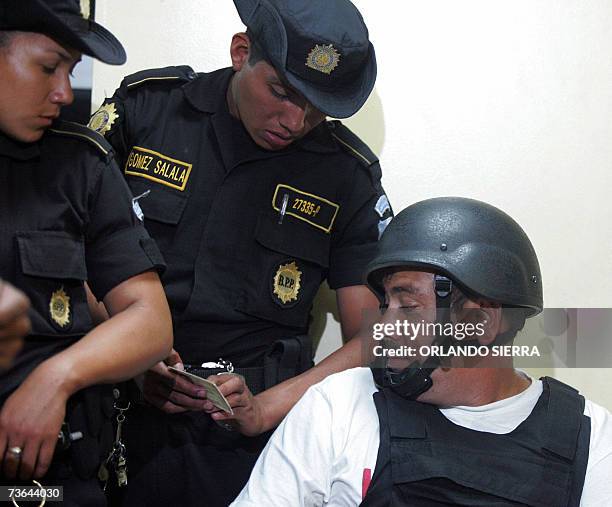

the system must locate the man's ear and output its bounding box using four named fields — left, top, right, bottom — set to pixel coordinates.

left=475, top=304, right=503, bottom=346
left=230, top=32, right=251, bottom=72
